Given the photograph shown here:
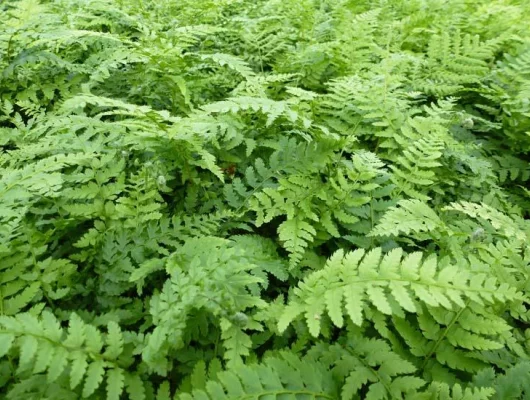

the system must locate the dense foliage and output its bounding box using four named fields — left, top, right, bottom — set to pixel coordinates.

left=1, top=0, right=530, bottom=398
